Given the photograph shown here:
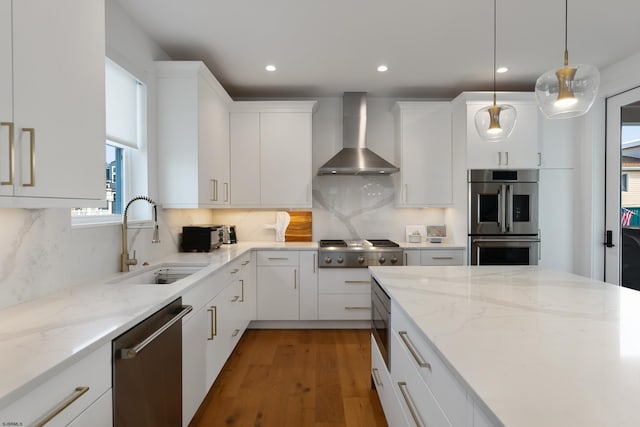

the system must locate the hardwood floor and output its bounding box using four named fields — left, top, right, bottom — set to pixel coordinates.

left=190, top=329, right=388, bottom=427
